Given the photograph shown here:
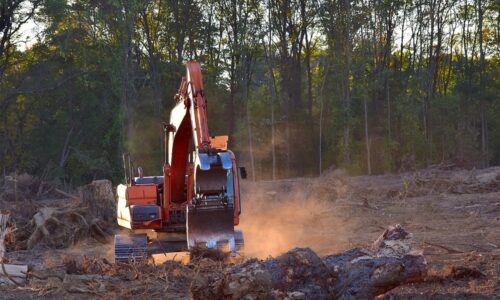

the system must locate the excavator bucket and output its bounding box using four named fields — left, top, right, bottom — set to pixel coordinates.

left=186, top=155, right=242, bottom=253
left=186, top=205, right=236, bottom=252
